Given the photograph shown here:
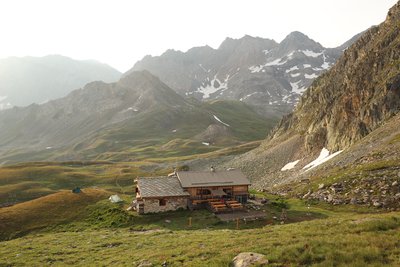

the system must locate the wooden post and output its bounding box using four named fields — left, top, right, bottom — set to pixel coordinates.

left=188, top=217, right=192, bottom=227
left=236, top=218, right=239, bottom=230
